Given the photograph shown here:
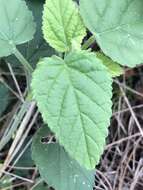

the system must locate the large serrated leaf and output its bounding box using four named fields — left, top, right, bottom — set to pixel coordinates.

left=80, top=0, right=143, bottom=67
left=42, top=0, right=86, bottom=52
left=31, top=51, right=112, bottom=169
left=97, top=52, right=123, bottom=77
left=0, top=0, right=36, bottom=57
left=32, top=127, right=95, bottom=190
